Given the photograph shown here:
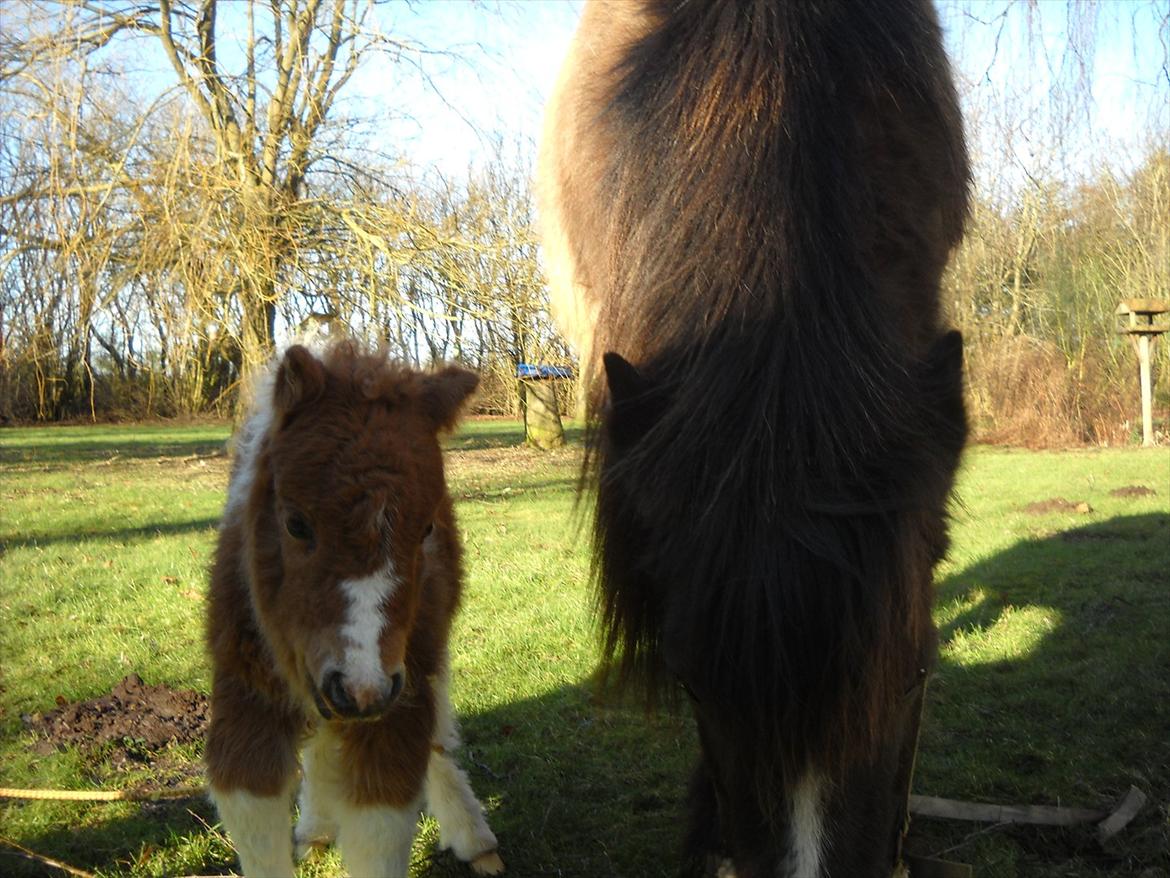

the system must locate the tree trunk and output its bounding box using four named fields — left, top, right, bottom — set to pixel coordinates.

left=522, top=379, right=565, bottom=449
